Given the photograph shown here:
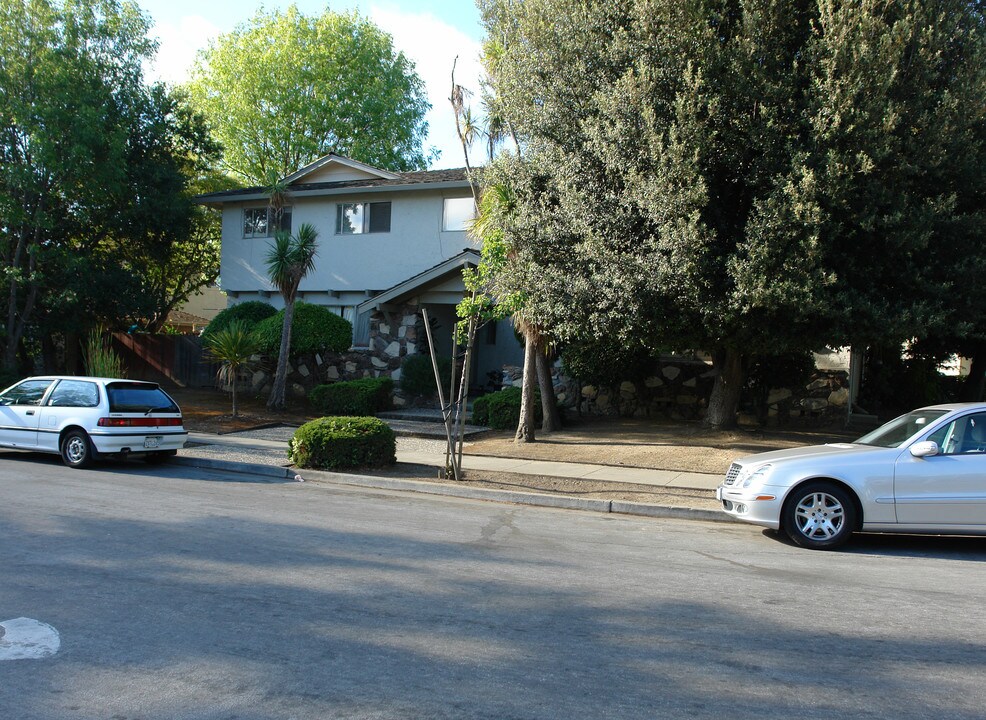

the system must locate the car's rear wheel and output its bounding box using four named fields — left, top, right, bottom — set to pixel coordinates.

left=144, top=450, right=177, bottom=464
left=781, top=481, right=857, bottom=550
left=60, top=429, right=93, bottom=469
